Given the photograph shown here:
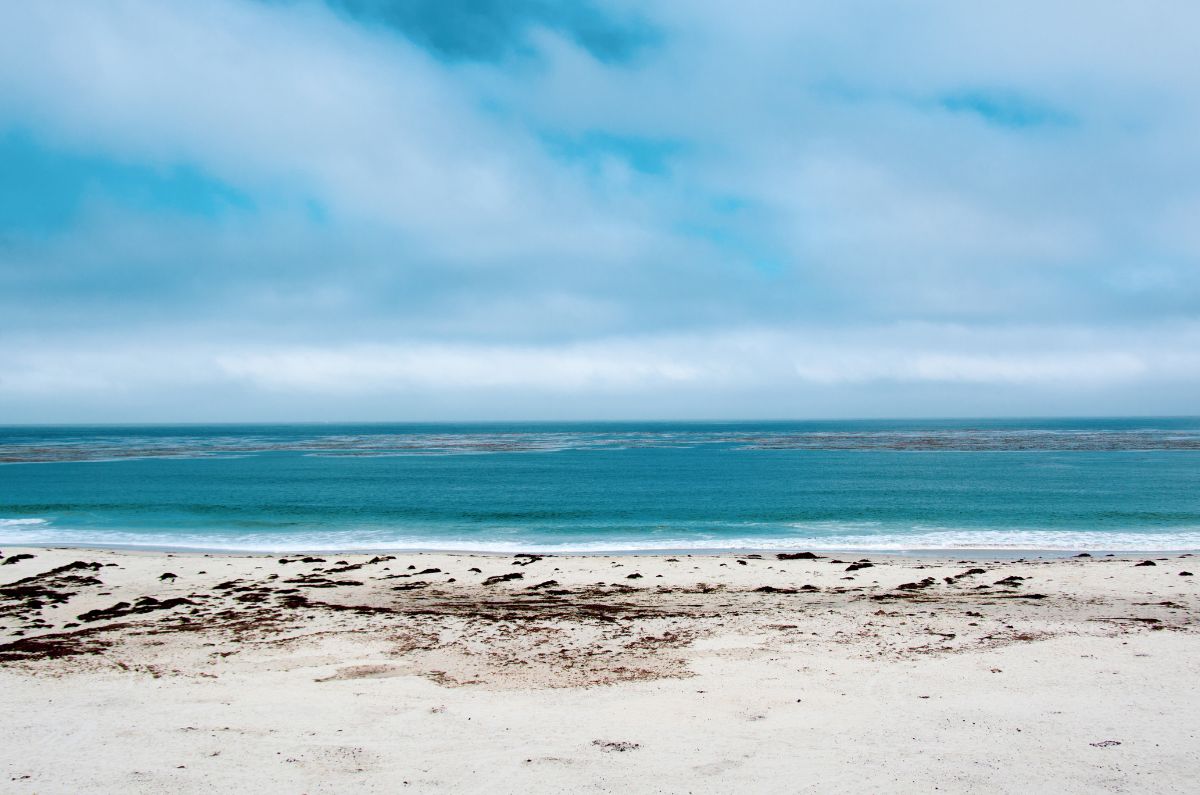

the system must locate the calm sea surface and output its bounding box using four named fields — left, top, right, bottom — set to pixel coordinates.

left=2, top=419, right=1199, bottom=552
